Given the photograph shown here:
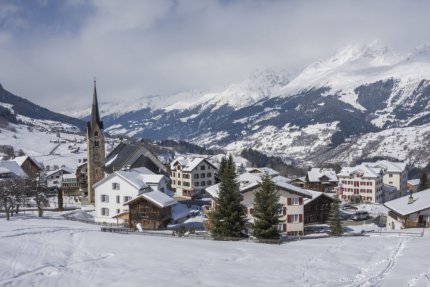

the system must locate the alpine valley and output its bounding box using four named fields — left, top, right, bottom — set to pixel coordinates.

left=5, top=42, right=430, bottom=168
